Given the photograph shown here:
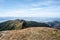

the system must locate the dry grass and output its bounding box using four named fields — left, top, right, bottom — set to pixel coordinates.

left=0, top=27, right=60, bottom=40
